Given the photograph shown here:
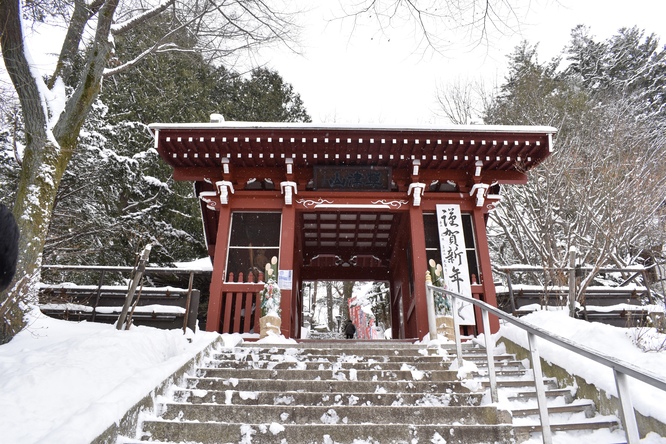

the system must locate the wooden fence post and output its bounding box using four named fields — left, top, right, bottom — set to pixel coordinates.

left=568, top=247, right=577, bottom=318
